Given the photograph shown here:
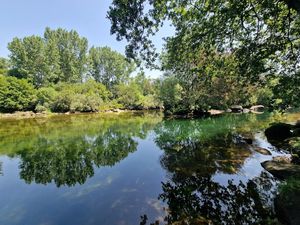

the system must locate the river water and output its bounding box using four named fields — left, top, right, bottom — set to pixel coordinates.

left=0, top=111, right=299, bottom=225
